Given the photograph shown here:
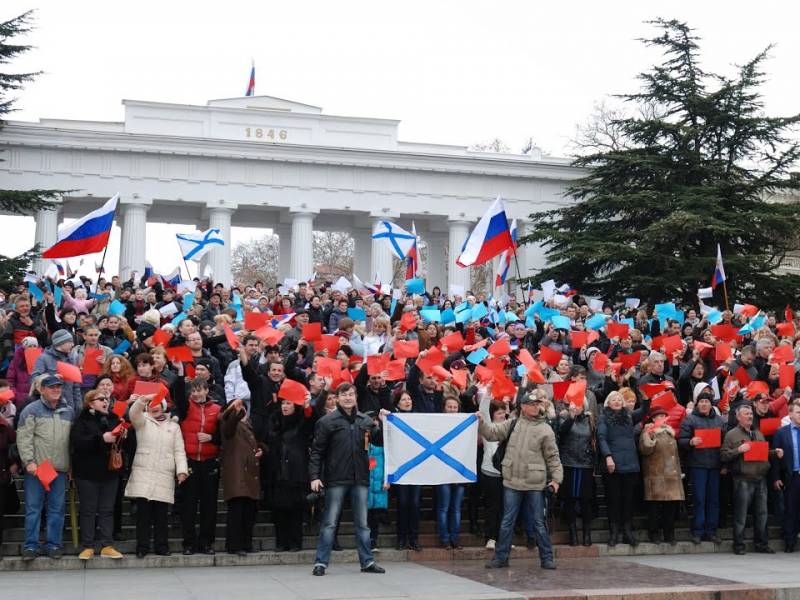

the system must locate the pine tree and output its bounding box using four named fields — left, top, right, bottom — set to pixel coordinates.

left=521, top=19, right=800, bottom=310
left=0, top=11, right=63, bottom=286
